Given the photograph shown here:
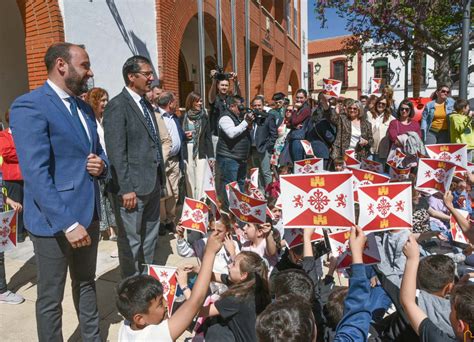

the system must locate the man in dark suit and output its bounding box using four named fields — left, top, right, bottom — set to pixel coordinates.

left=103, top=56, right=165, bottom=278
left=10, top=42, right=108, bottom=341
left=251, top=96, right=277, bottom=189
